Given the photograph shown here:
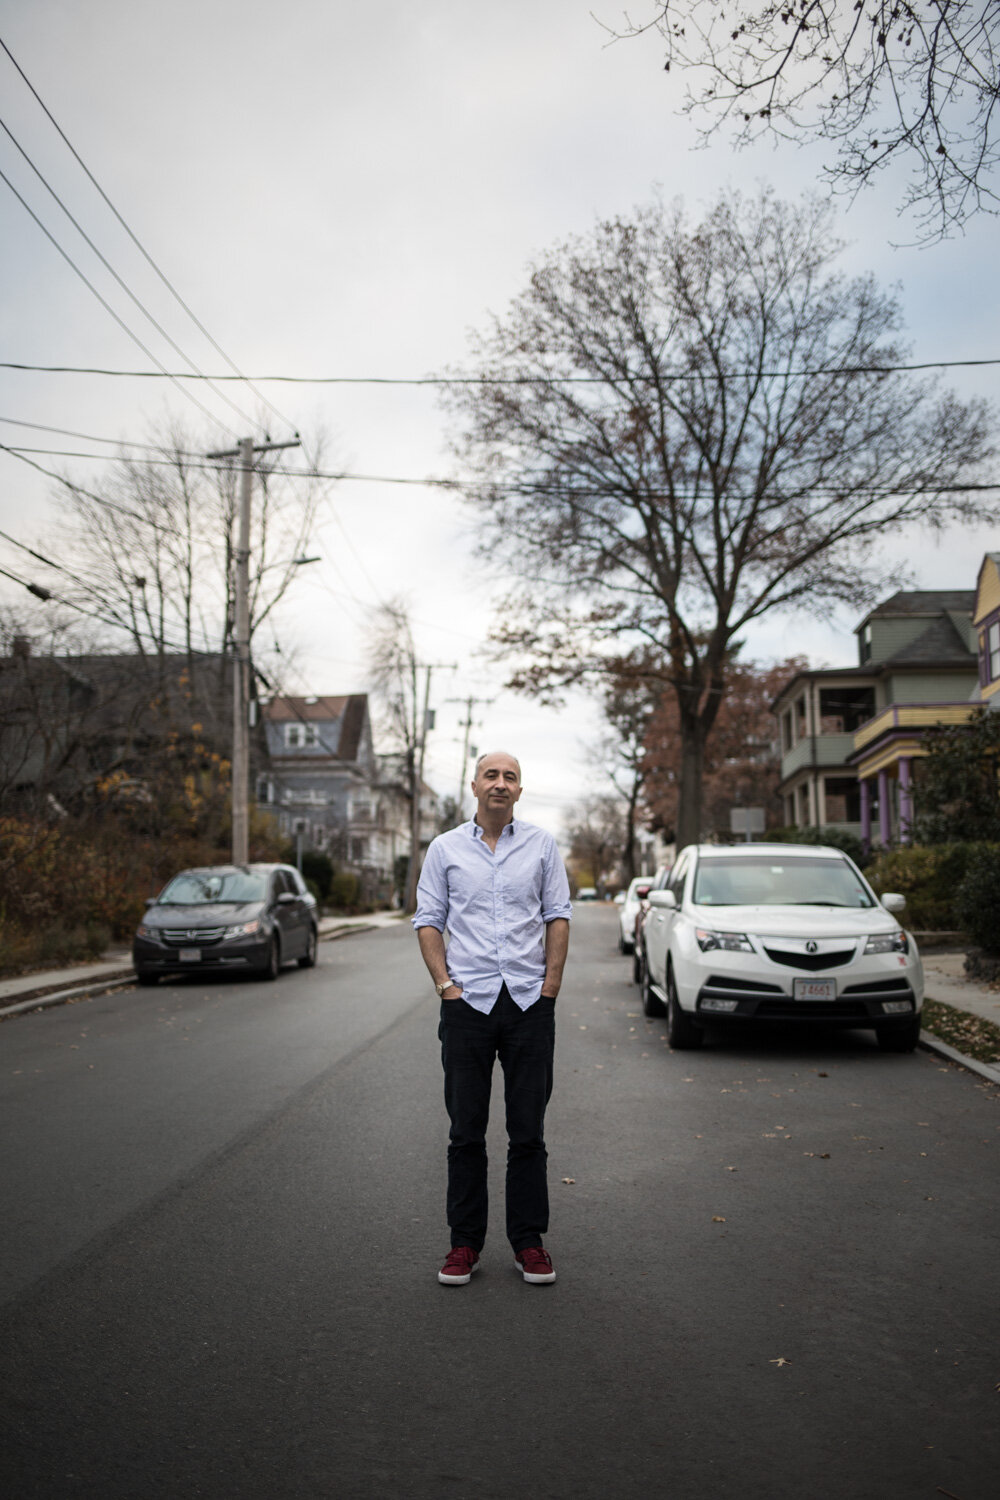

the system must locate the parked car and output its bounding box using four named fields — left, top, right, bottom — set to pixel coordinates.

left=618, top=876, right=650, bottom=955
left=133, top=863, right=319, bottom=985
left=575, top=886, right=598, bottom=902
left=633, top=867, right=669, bottom=983
left=639, top=843, right=923, bottom=1052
